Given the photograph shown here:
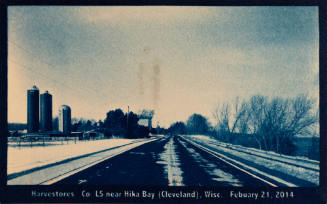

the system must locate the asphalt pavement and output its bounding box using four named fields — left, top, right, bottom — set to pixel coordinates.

left=55, top=135, right=272, bottom=186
